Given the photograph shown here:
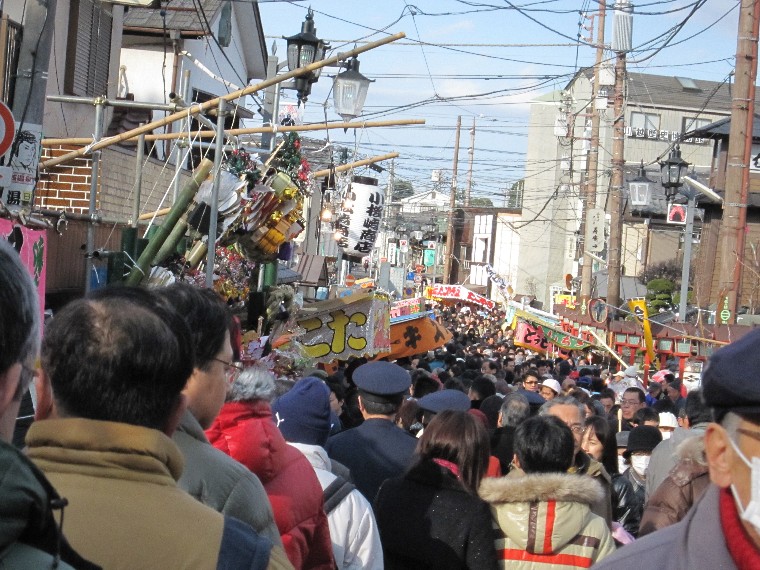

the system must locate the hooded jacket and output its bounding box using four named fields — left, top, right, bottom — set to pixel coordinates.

left=645, top=423, right=708, bottom=499
left=290, top=442, right=383, bottom=570
left=639, top=435, right=710, bottom=536
left=207, top=400, right=334, bottom=570
left=0, top=439, right=97, bottom=570
left=479, top=472, right=616, bottom=570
